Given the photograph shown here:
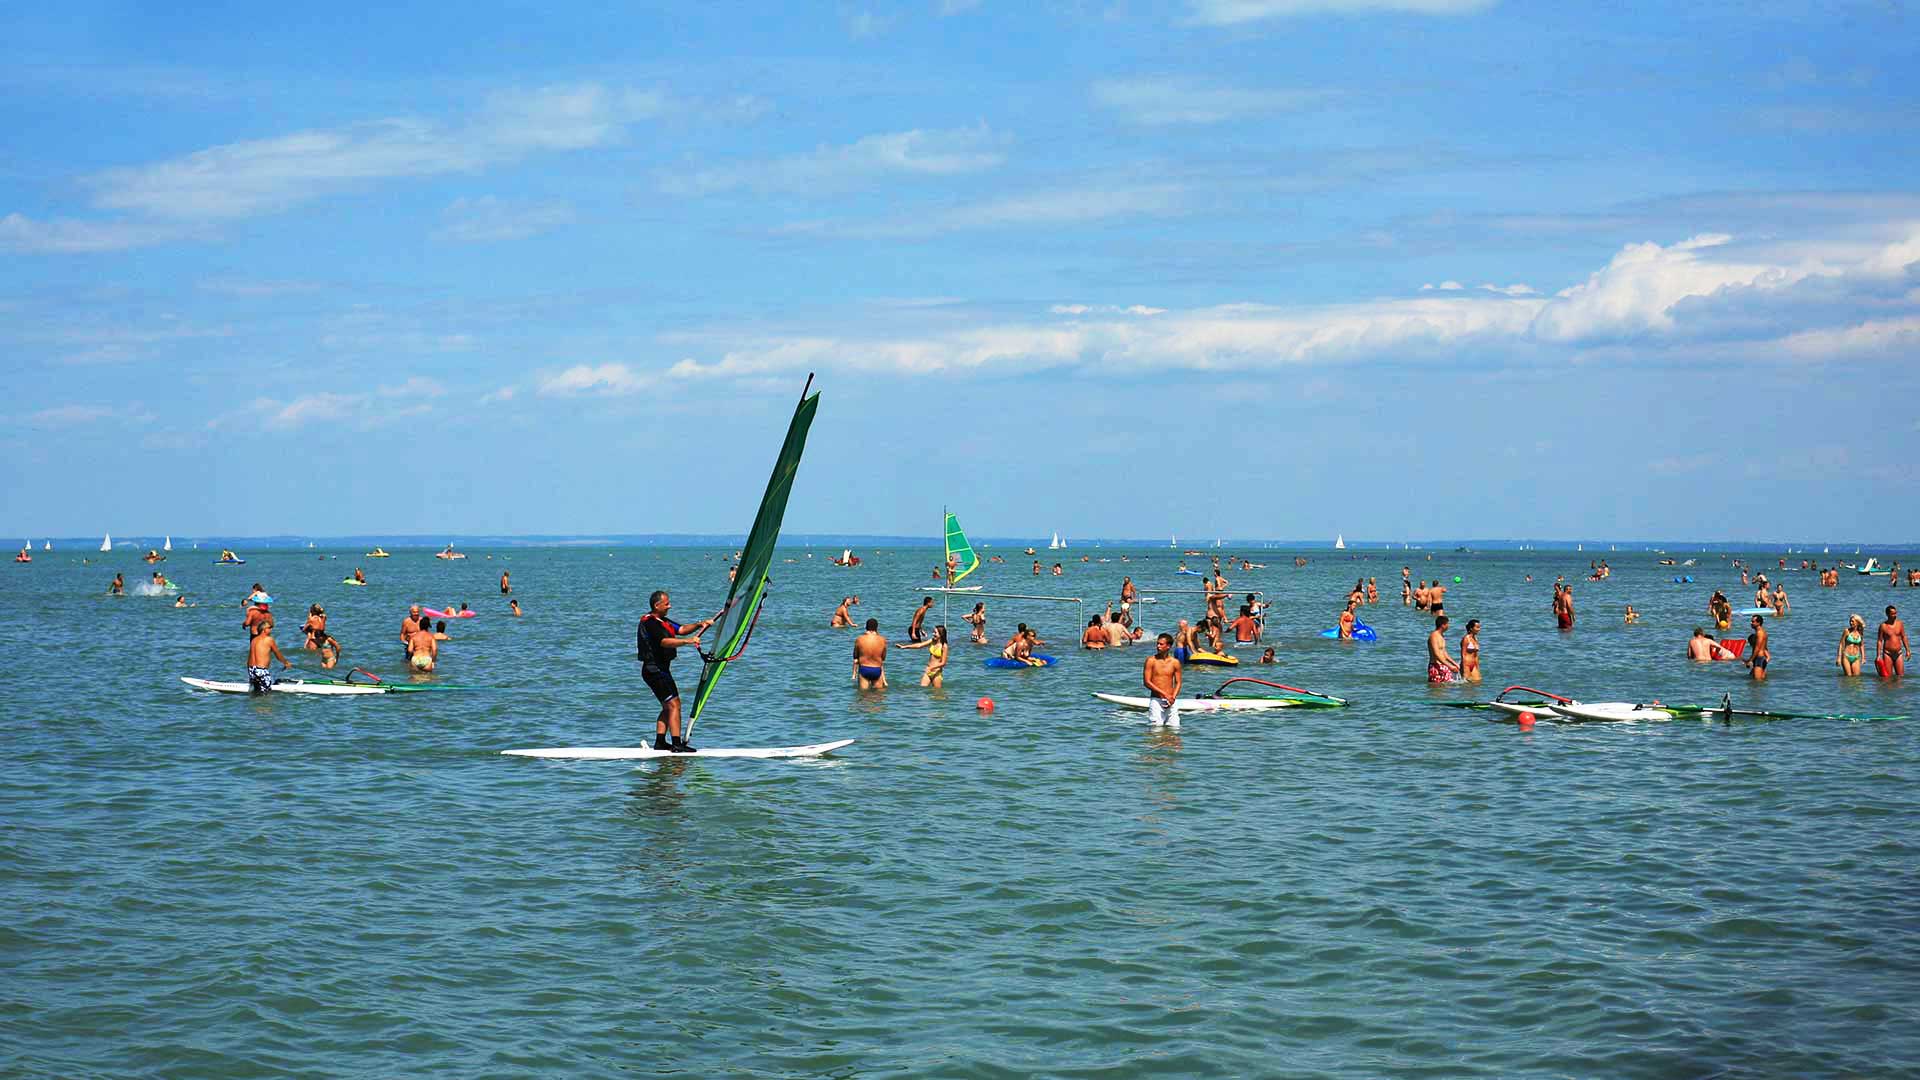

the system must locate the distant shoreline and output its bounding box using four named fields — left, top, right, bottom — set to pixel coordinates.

left=23, top=535, right=1920, bottom=553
